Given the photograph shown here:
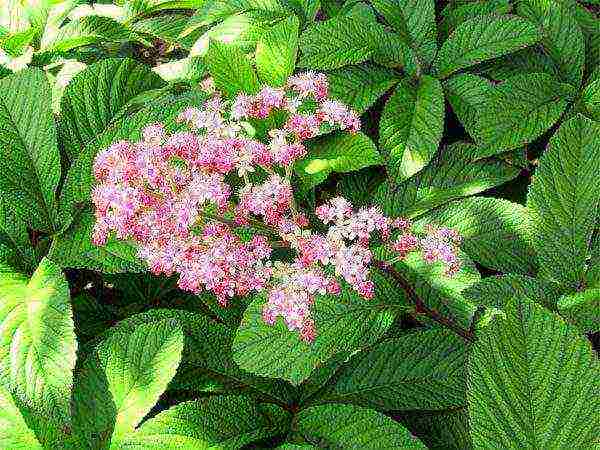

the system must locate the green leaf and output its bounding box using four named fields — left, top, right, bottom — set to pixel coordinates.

left=398, top=407, right=473, bottom=450
left=444, top=73, right=492, bottom=141
left=439, top=0, right=510, bottom=42
left=582, top=78, right=600, bottom=121
left=468, top=295, right=600, bottom=449
left=206, top=39, right=259, bottom=97
left=373, top=142, right=522, bottom=218
left=233, top=277, right=398, bottom=385
left=71, top=319, right=184, bottom=449
left=418, top=197, right=537, bottom=275
left=121, top=395, right=289, bottom=449
left=0, top=385, right=42, bottom=449
left=296, top=404, right=427, bottom=448
left=131, top=14, right=197, bottom=48
left=0, top=259, right=76, bottom=430
left=435, top=14, right=540, bottom=78
left=474, top=47, right=560, bottom=82
left=0, top=198, right=35, bottom=273
left=59, top=58, right=165, bottom=161
left=255, top=16, right=299, bottom=86
left=477, top=73, right=574, bottom=156
left=380, top=76, right=444, bottom=182
left=296, top=131, right=381, bottom=189
left=371, top=0, right=437, bottom=65
left=327, top=63, right=399, bottom=114
left=0, top=68, right=60, bottom=231
left=527, top=115, right=600, bottom=290
left=558, top=289, right=600, bottom=333
left=316, top=329, right=468, bottom=410
left=516, top=0, right=585, bottom=87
